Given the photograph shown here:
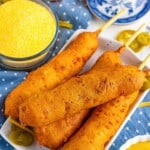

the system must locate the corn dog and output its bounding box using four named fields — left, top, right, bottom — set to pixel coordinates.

left=19, top=64, right=145, bottom=127
left=5, top=31, right=99, bottom=117
left=34, top=48, right=124, bottom=149
left=61, top=91, right=139, bottom=150
left=35, top=109, right=90, bottom=149
left=34, top=47, right=125, bottom=149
